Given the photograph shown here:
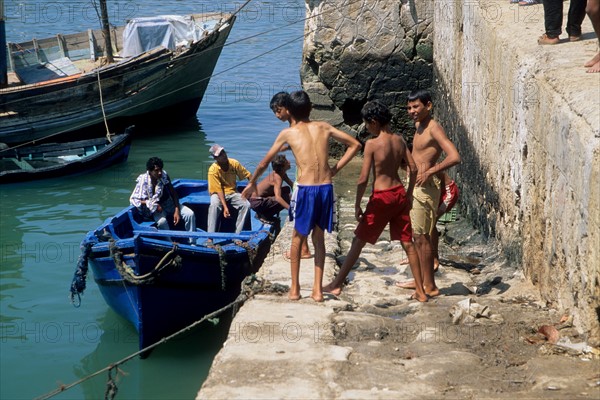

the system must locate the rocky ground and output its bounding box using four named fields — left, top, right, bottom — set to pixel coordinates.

left=328, top=160, right=599, bottom=398
left=199, top=159, right=599, bottom=399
